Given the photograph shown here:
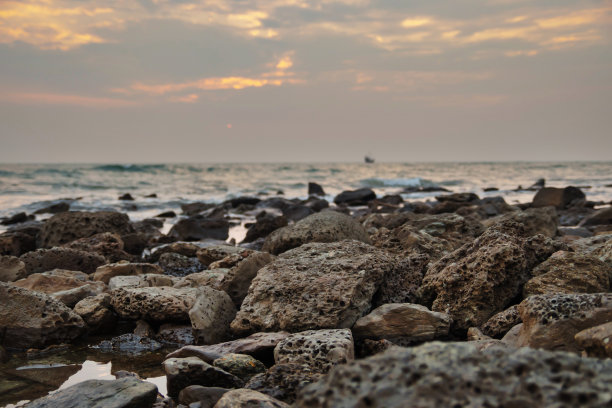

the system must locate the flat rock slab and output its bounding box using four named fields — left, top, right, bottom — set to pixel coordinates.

left=296, top=341, right=612, bottom=408
left=232, top=240, right=394, bottom=334
left=25, top=377, right=158, bottom=408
